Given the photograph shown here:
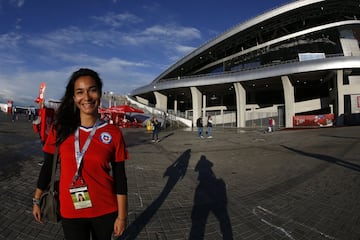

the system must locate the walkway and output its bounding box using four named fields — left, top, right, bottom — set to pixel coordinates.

left=1, top=113, right=359, bottom=239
